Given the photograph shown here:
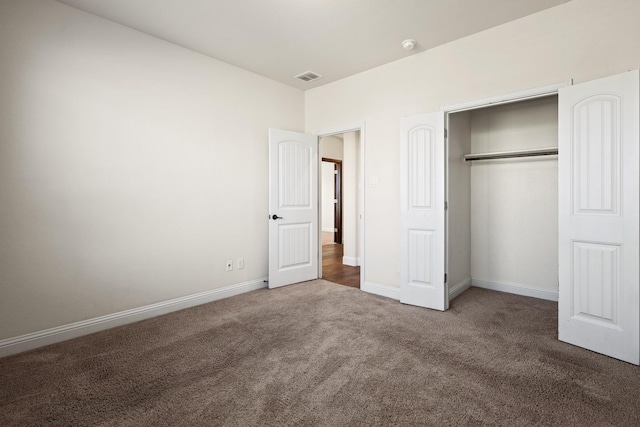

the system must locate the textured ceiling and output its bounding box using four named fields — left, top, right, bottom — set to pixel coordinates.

left=57, top=0, right=570, bottom=90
